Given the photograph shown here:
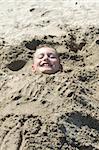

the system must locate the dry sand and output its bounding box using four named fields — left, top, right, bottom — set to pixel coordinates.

left=0, top=0, right=99, bottom=149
